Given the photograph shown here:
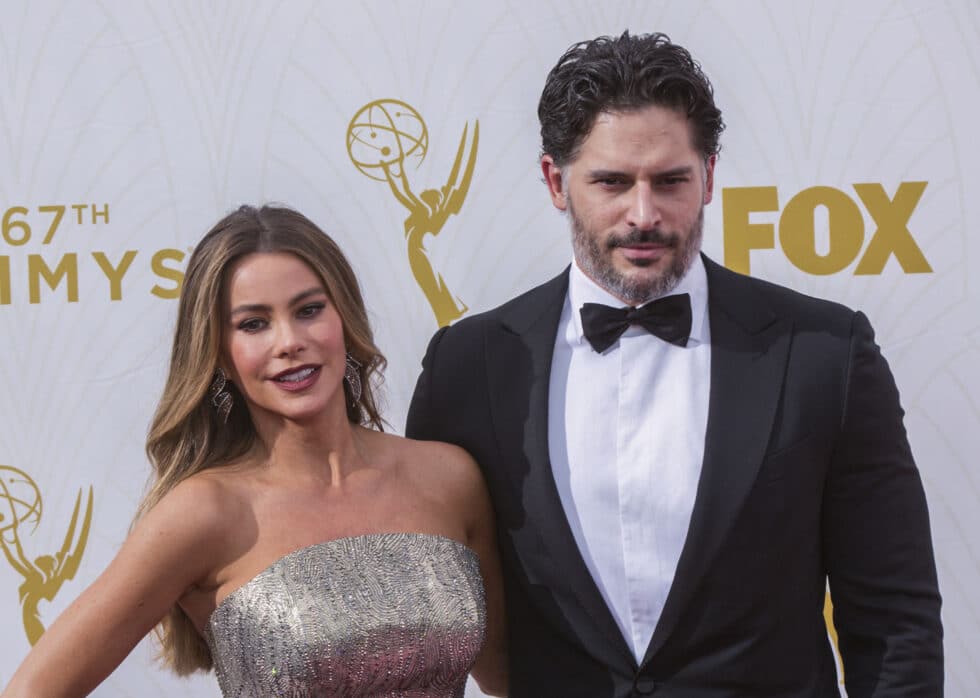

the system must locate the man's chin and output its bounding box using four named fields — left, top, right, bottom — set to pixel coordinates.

left=596, top=271, right=672, bottom=304
left=616, top=258, right=670, bottom=281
